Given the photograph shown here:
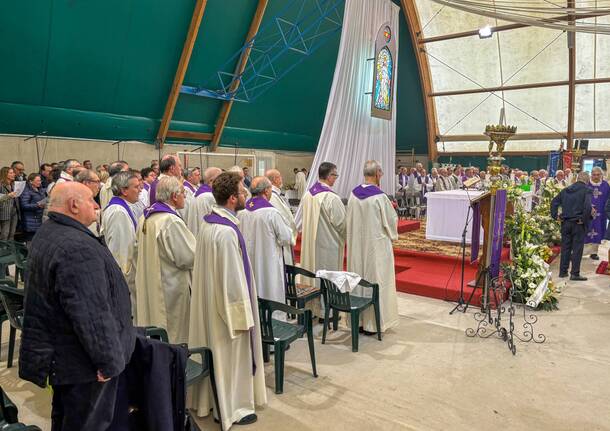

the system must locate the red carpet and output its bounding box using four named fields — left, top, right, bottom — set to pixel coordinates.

left=397, top=220, right=420, bottom=234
